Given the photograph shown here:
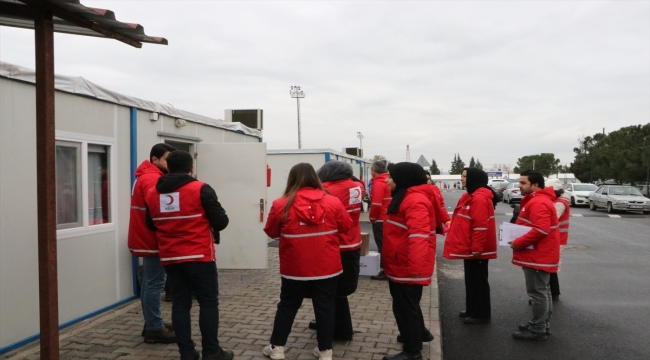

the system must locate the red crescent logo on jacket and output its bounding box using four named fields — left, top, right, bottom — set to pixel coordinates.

left=160, top=192, right=180, bottom=213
